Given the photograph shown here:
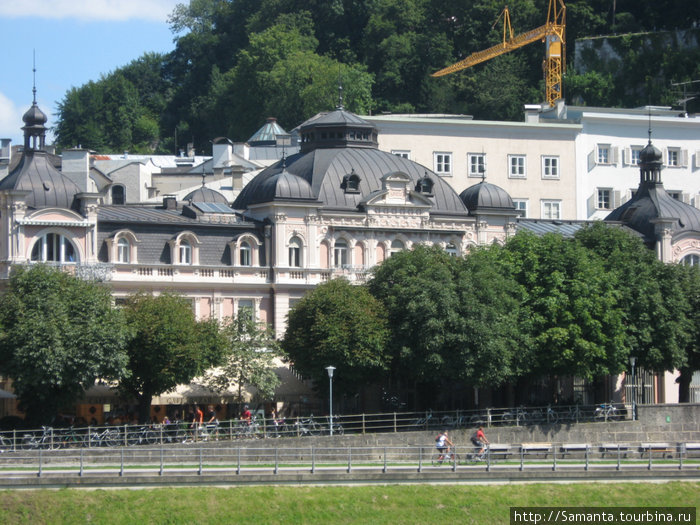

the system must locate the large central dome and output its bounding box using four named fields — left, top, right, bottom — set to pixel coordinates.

left=233, top=107, right=468, bottom=216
